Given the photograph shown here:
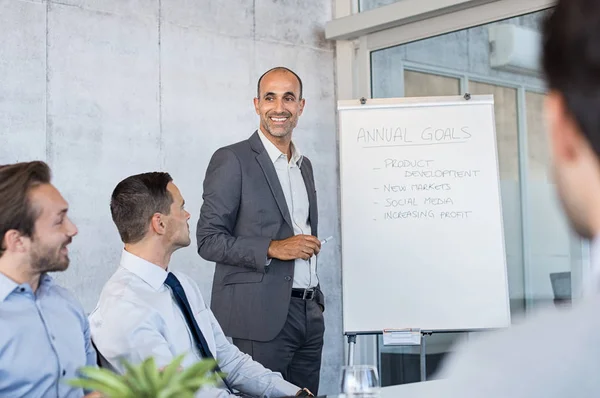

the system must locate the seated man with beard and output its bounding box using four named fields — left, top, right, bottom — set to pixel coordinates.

left=0, top=161, right=97, bottom=397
